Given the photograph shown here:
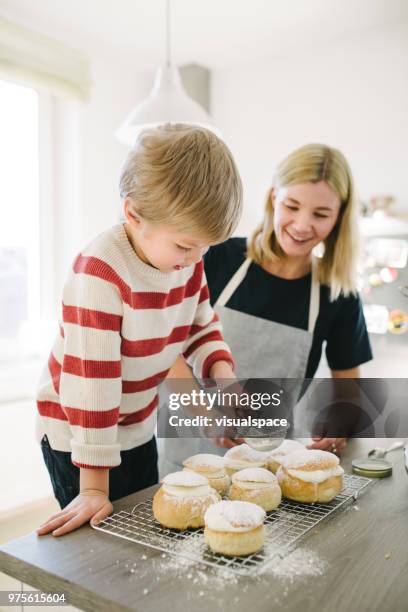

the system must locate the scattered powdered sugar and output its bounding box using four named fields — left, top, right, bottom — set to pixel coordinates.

left=162, top=470, right=209, bottom=487
left=152, top=547, right=240, bottom=590
left=183, top=453, right=225, bottom=470
left=232, top=467, right=276, bottom=484
left=224, top=443, right=268, bottom=463
left=204, top=500, right=266, bottom=532
left=282, top=449, right=339, bottom=469
left=259, top=547, right=328, bottom=580
left=121, top=526, right=328, bottom=608
left=151, top=537, right=327, bottom=587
